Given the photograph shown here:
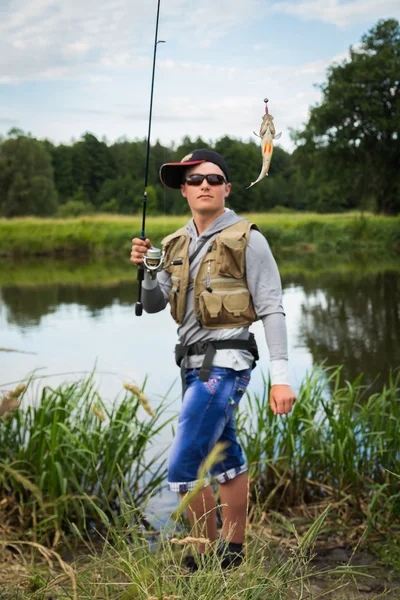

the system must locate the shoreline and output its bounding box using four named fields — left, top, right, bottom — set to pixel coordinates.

left=0, top=212, right=399, bottom=258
